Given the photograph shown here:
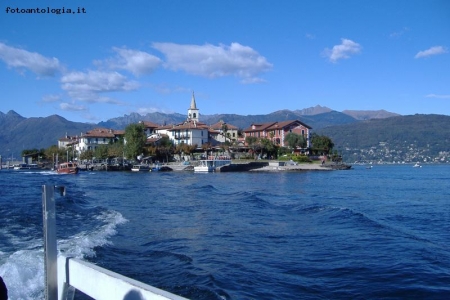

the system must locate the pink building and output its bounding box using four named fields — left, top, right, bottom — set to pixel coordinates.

left=242, top=120, right=311, bottom=148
